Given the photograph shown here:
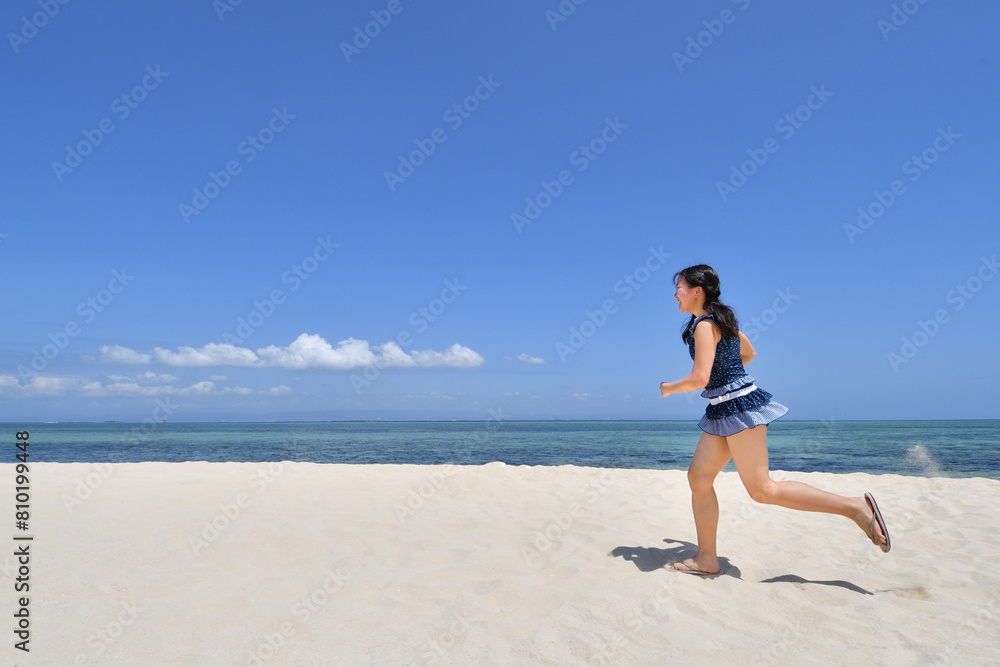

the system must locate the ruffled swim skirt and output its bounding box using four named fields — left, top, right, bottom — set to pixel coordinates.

left=698, top=385, right=788, bottom=437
